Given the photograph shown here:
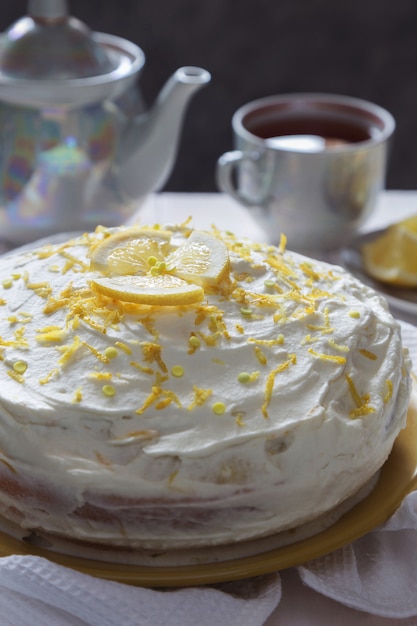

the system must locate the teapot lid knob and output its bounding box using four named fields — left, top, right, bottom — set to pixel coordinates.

left=28, top=0, right=68, bottom=20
